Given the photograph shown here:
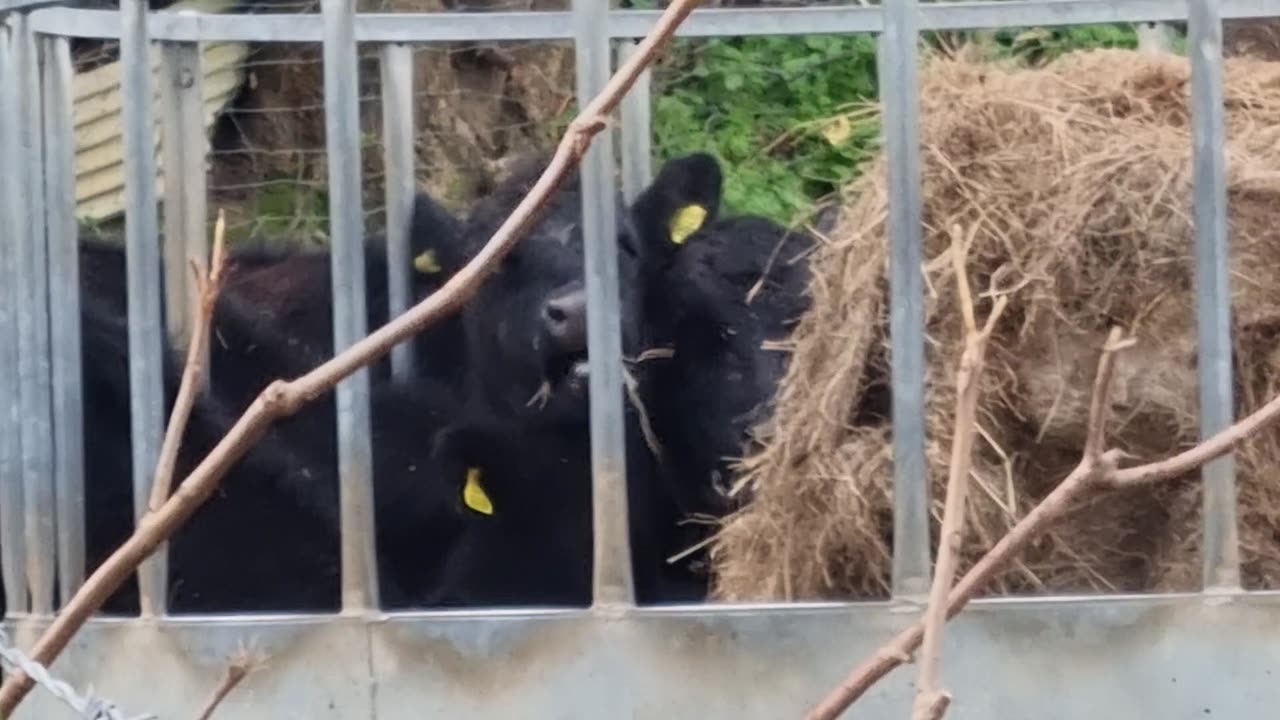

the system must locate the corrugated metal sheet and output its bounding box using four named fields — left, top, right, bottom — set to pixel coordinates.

left=72, top=1, right=248, bottom=221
